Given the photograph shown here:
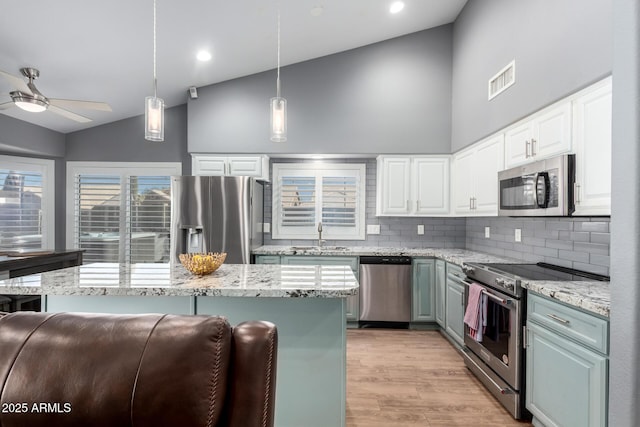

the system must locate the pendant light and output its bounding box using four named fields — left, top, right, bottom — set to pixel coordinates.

left=270, top=8, right=287, bottom=142
left=145, top=0, right=164, bottom=142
